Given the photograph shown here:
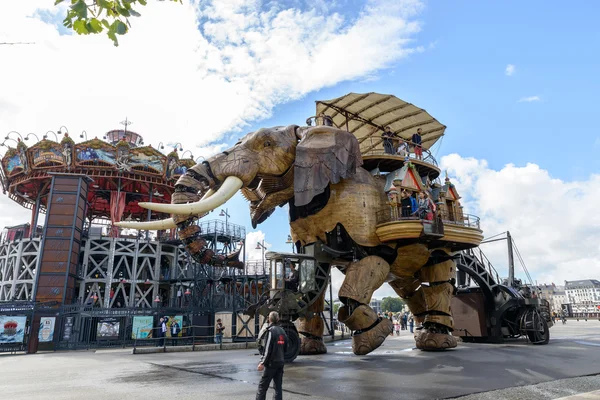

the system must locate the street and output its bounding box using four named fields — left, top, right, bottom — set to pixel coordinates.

left=2, top=321, right=600, bottom=400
